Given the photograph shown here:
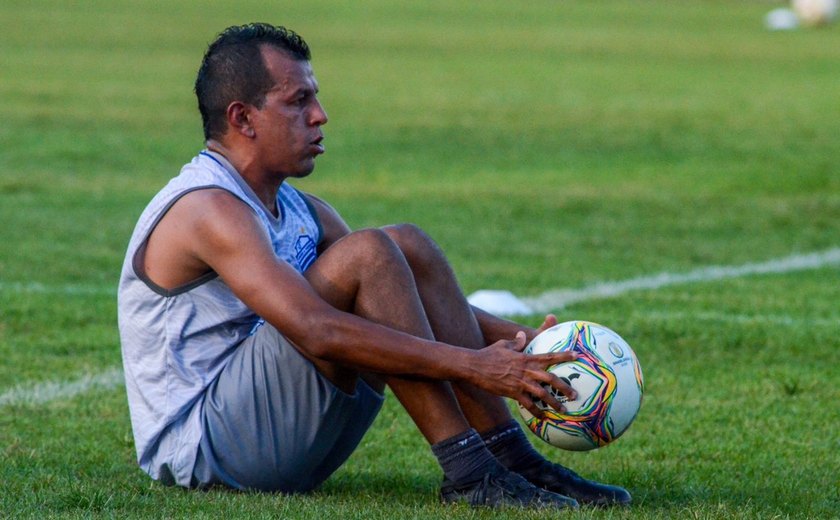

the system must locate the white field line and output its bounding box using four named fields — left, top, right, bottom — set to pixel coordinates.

left=0, top=366, right=124, bottom=408
left=521, top=247, right=840, bottom=313
left=1, top=247, right=838, bottom=408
